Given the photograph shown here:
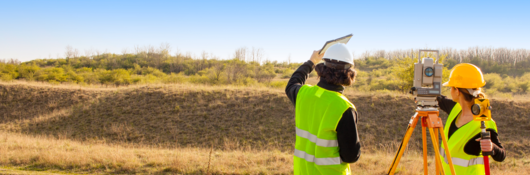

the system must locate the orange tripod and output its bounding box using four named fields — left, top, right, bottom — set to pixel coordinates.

left=387, top=108, right=457, bottom=175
